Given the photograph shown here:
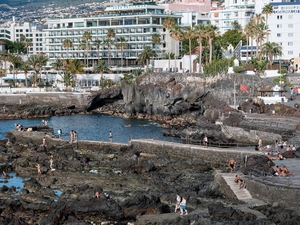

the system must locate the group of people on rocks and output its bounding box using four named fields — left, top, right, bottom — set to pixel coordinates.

left=274, top=165, right=294, bottom=176
left=234, top=175, right=247, bottom=189
left=36, top=157, right=56, bottom=175
left=265, top=152, right=285, bottom=161
left=41, top=120, right=48, bottom=126
left=257, top=138, right=296, bottom=152
left=174, top=194, right=188, bottom=215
